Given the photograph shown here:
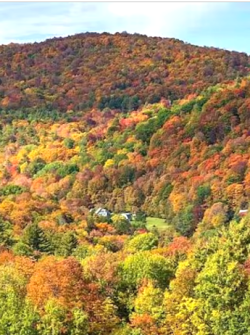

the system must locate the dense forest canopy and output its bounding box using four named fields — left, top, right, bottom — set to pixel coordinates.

left=0, top=32, right=250, bottom=334
left=0, top=32, right=249, bottom=112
